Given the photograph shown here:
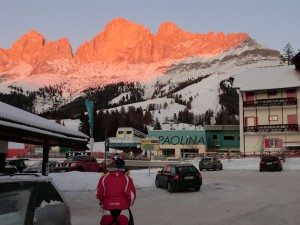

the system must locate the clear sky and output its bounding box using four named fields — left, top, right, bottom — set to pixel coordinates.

left=0, top=0, right=299, bottom=54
